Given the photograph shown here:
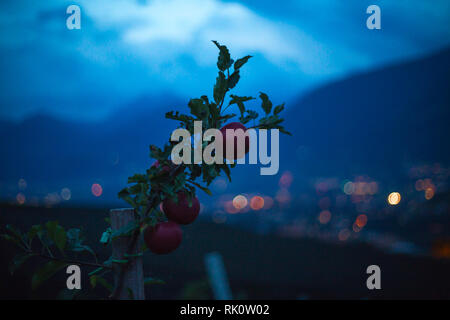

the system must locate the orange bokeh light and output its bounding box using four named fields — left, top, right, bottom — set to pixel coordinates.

left=425, top=188, right=434, bottom=200
left=318, top=210, right=331, bottom=224
left=250, top=196, right=264, bottom=210
left=355, top=214, right=368, bottom=228
left=388, top=192, right=401, bottom=205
